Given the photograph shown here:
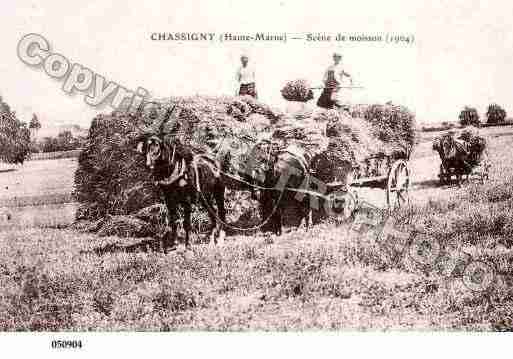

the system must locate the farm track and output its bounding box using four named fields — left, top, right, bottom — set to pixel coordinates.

left=0, top=192, right=73, bottom=207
